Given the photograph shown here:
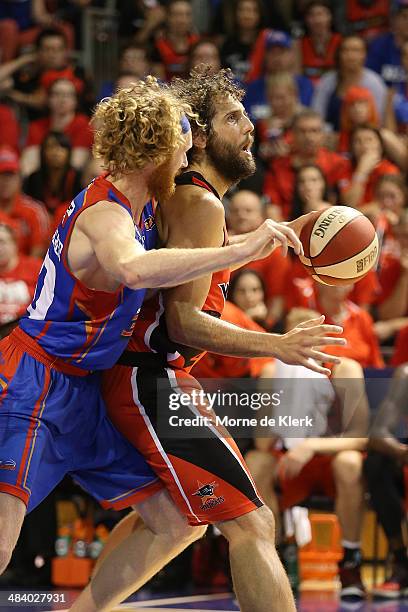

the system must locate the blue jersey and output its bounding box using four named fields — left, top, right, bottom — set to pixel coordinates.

left=19, top=174, right=158, bottom=370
